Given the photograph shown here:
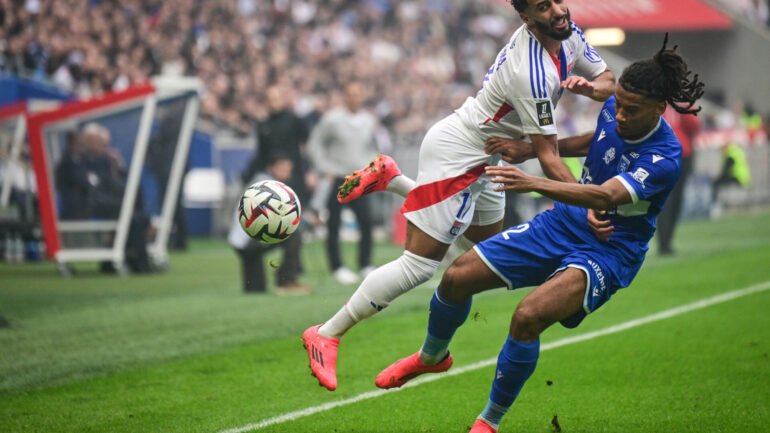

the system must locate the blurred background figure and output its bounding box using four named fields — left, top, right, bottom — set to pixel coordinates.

left=308, top=81, right=378, bottom=285
left=81, top=123, right=153, bottom=273
left=657, top=104, right=701, bottom=256
left=243, top=85, right=312, bottom=206
left=56, top=131, right=90, bottom=221
left=711, top=142, right=752, bottom=219
left=229, top=154, right=310, bottom=295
